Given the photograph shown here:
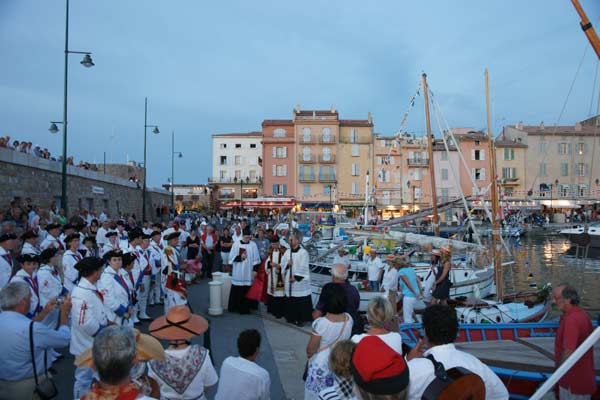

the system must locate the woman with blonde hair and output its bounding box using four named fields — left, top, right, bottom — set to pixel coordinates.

left=351, top=296, right=402, bottom=354
left=318, top=340, right=357, bottom=400
left=431, top=247, right=452, bottom=305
